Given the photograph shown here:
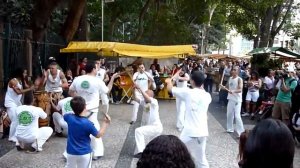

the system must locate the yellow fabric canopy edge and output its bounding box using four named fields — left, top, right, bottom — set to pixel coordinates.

left=60, top=41, right=195, bottom=59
